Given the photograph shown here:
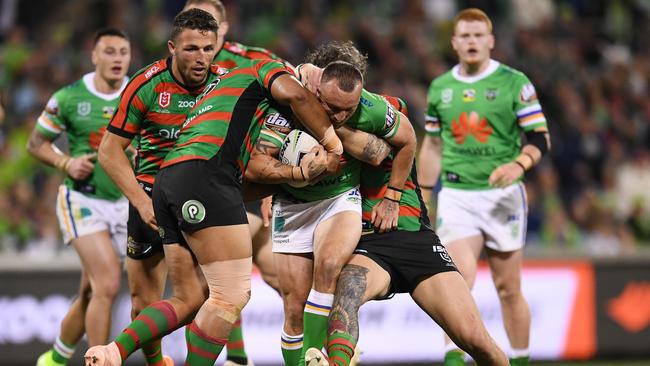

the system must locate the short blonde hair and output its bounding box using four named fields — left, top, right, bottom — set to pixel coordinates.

left=453, top=8, right=493, bottom=33
left=184, top=0, right=226, bottom=20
